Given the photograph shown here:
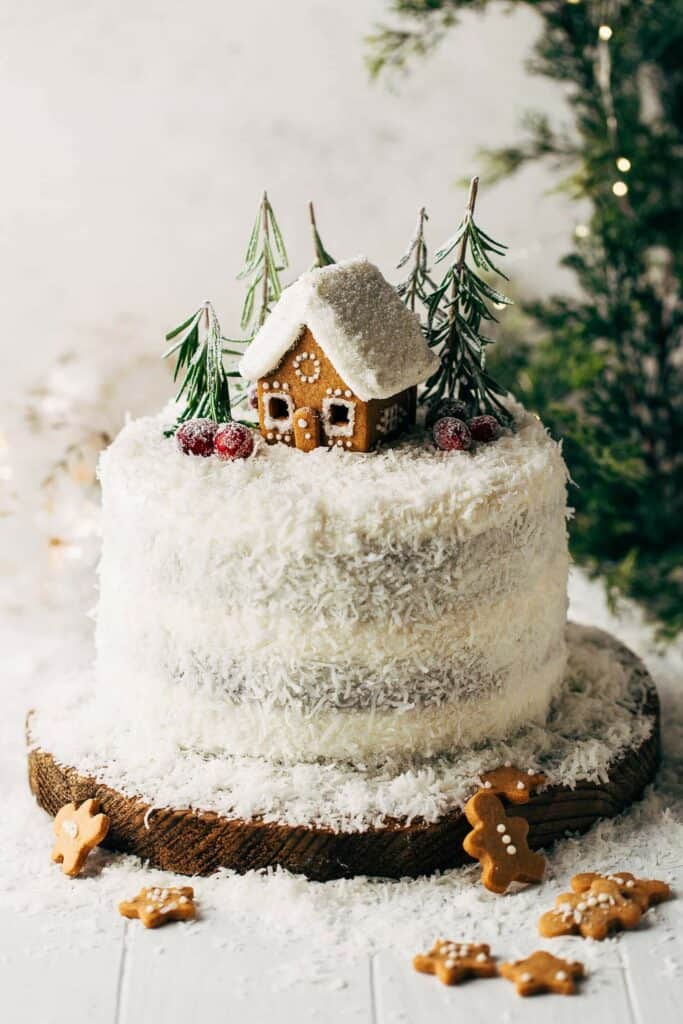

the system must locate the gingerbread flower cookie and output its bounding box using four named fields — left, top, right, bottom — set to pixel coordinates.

left=500, top=950, right=584, bottom=997
left=413, top=940, right=497, bottom=986
left=463, top=791, right=545, bottom=894
left=479, top=765, right=546, bottom=805
left=51, top=799, right=110, bottom=877
left=571, top=871, right=671, bottom=912
left=539, top=878, right=642, bottom=940
left=119, top=886, right=197, bottom=929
